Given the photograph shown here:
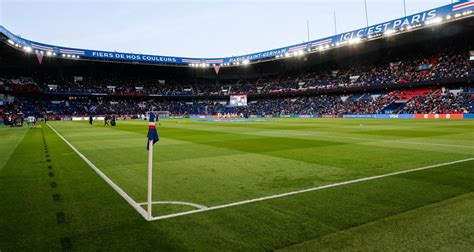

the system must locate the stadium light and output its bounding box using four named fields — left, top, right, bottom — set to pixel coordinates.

left=23, top=46, right=32, bottom=53
left=242, top=60, right=250, bottom=65
left=285, top=52, right=291, bottom=57
left=425, top=17, right=442, bottom=25
left=348, top=37, right=362, bottom=44
left=7, top=39, right=14, bottom=45
left=46, top=51, right=53, bottom=56
left=384, top=30, right=396, bottom=36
